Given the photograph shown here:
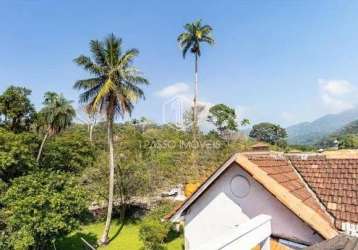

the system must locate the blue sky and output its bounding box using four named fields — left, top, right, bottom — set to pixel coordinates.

left=1, top=0, right=358, bottom=127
